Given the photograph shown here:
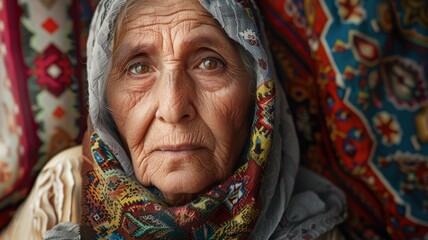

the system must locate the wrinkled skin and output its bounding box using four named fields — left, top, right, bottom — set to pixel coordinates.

left=107, top=0, right=254, bottom=206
